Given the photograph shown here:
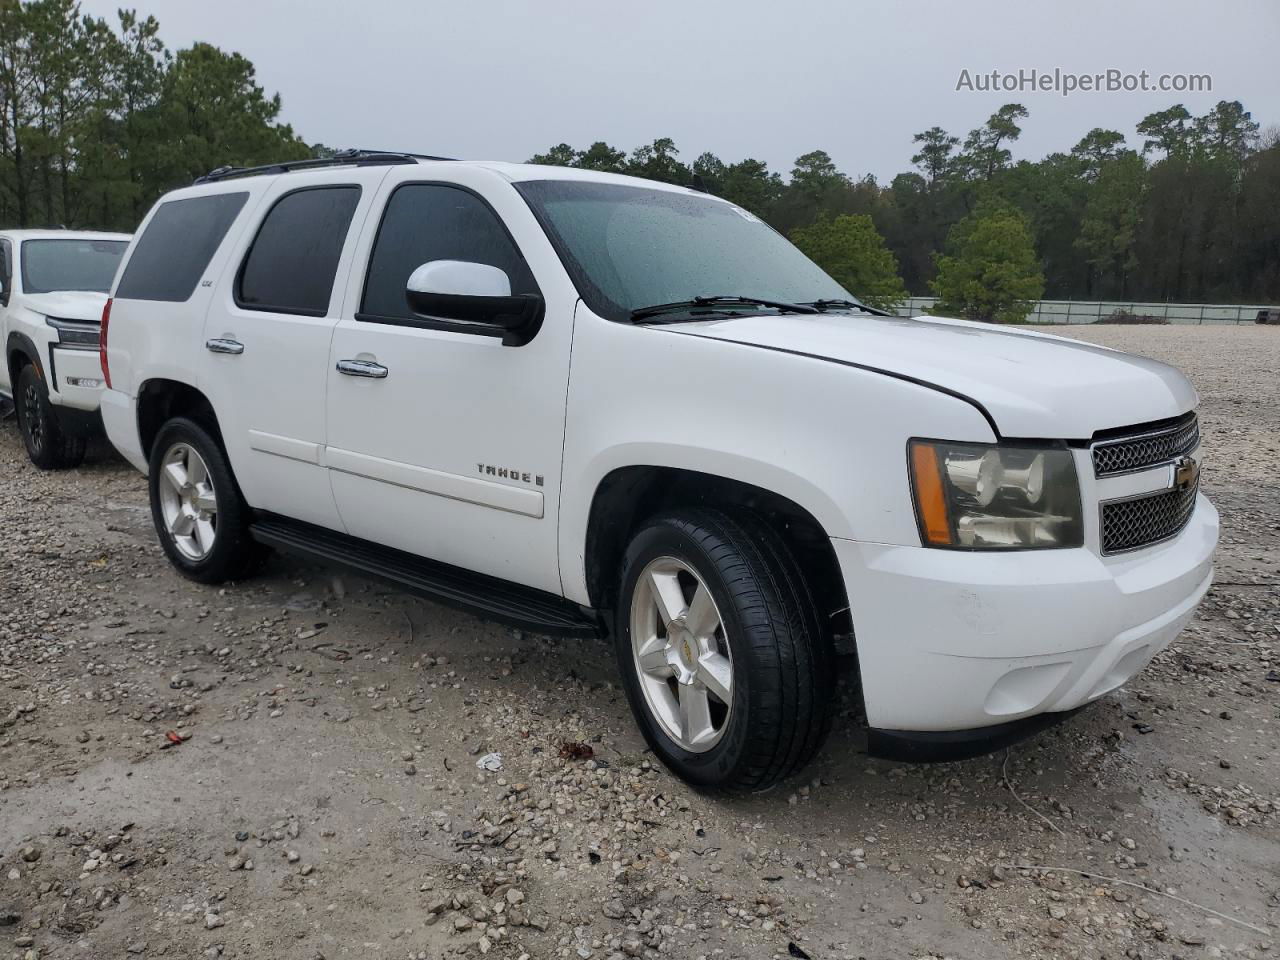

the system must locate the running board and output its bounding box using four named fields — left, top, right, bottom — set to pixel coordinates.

left=250, top=515, right=603, bottom=639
